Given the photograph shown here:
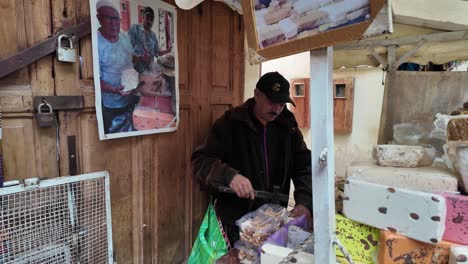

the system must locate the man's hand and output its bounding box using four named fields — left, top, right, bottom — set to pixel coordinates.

left=229, top=174, right=255, bottom=200
left=114, top=85, right=131, bottom=96
left=290, top=204, right=312, bottom=230
left=142, top=50, right=152, bottom=63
